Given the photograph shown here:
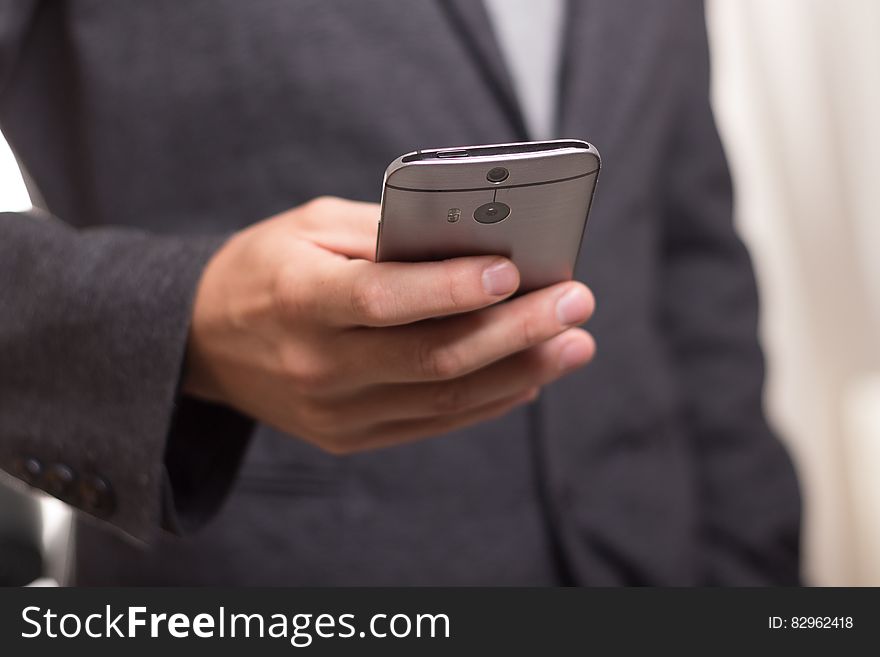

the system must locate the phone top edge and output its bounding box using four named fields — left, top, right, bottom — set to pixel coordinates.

left=383, top=139, right=600, bottom=192
left=402, top=138, right=593, bottom=162
left=383, top=139, right=601, bottom=187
